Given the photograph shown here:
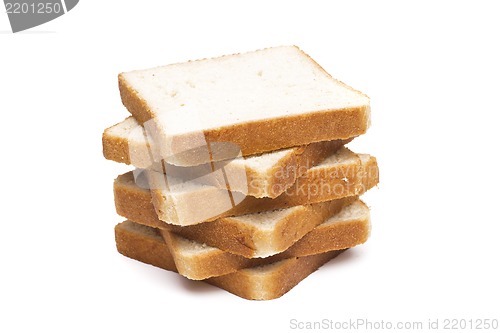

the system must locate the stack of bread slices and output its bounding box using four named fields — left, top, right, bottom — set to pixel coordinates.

left=102, top=46, right=379, bottom=300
